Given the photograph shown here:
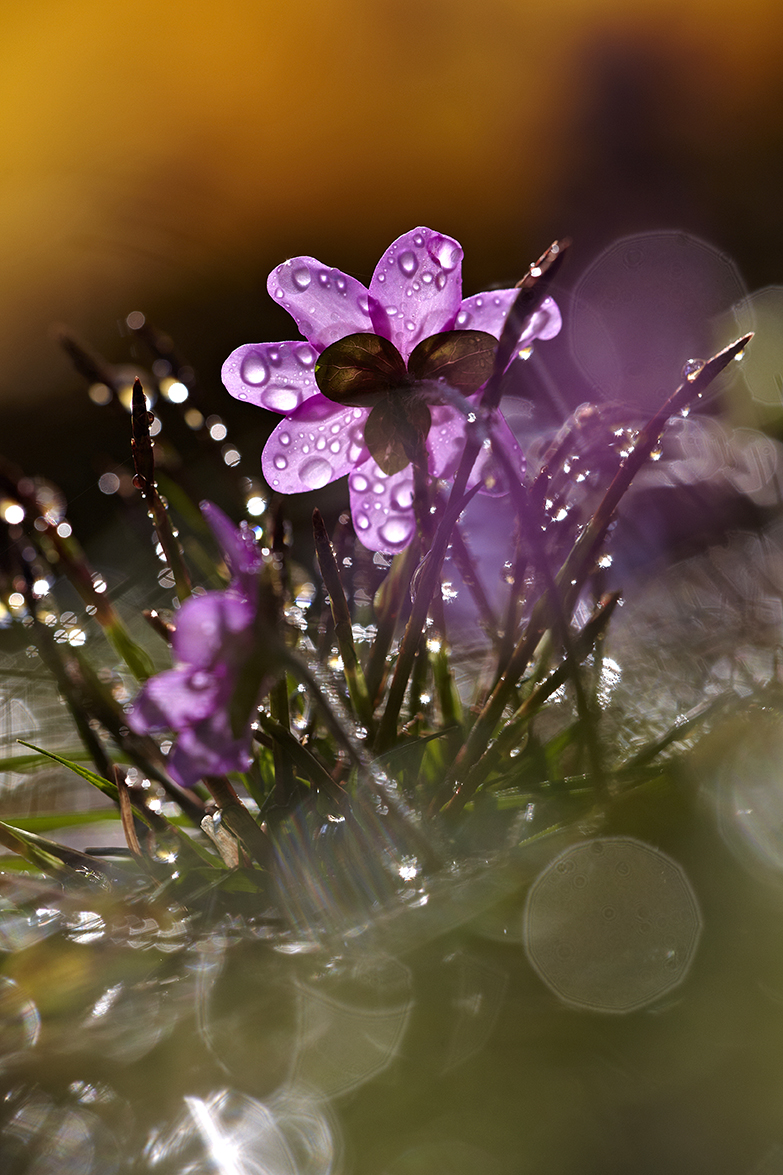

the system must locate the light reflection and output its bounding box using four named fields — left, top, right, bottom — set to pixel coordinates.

left=144, top=1088, right=336, bottom=1175
left=523, top=837, right=702, bottom=1013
